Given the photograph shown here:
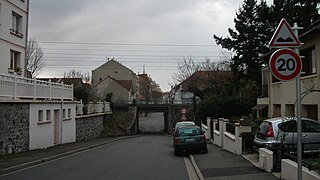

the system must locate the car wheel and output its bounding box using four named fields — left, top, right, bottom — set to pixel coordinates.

left=202, top=146, right=208, bottom=154
left=174, top=148, right=180, bottom=156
